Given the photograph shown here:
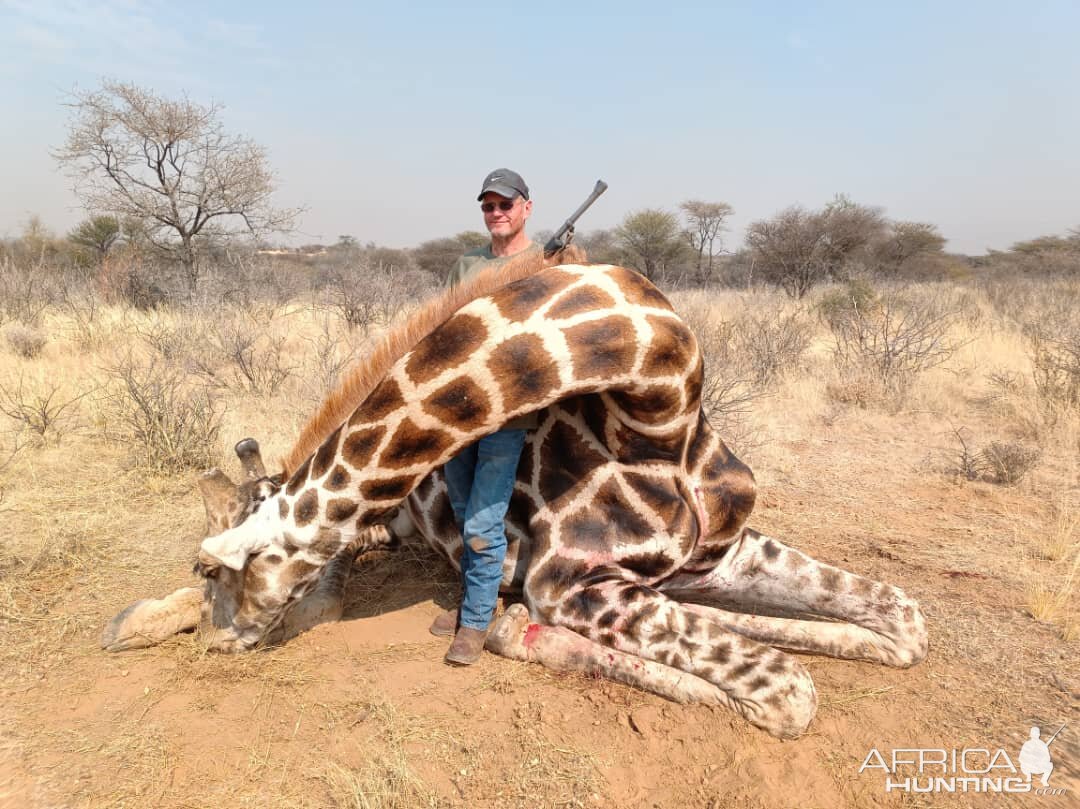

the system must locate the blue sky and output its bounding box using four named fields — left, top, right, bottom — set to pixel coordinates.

left=2, top=0, right=1078, bottom=254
